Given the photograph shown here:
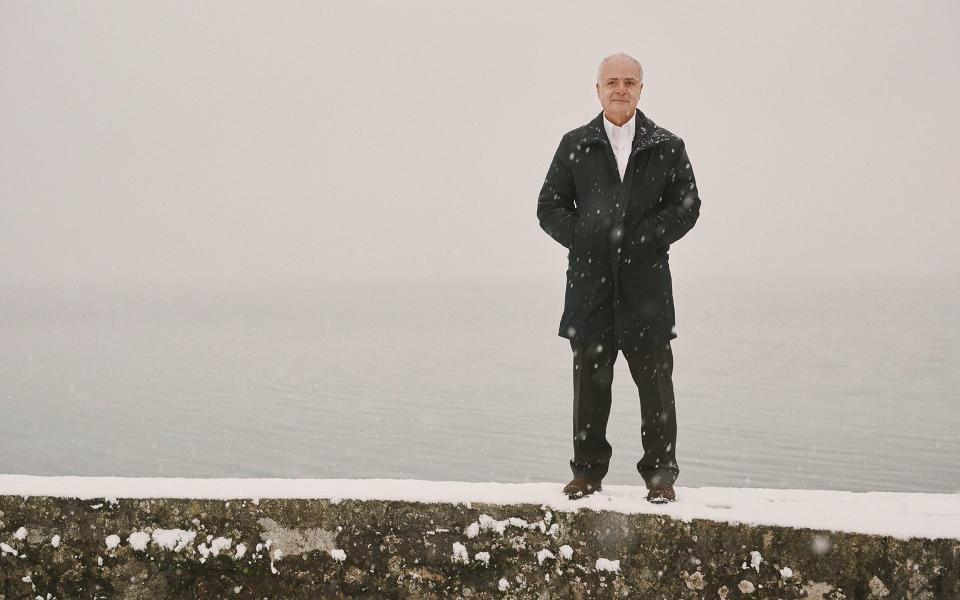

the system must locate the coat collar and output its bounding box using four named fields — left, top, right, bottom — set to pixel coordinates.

left=576, top=109, right=677, bottom=155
